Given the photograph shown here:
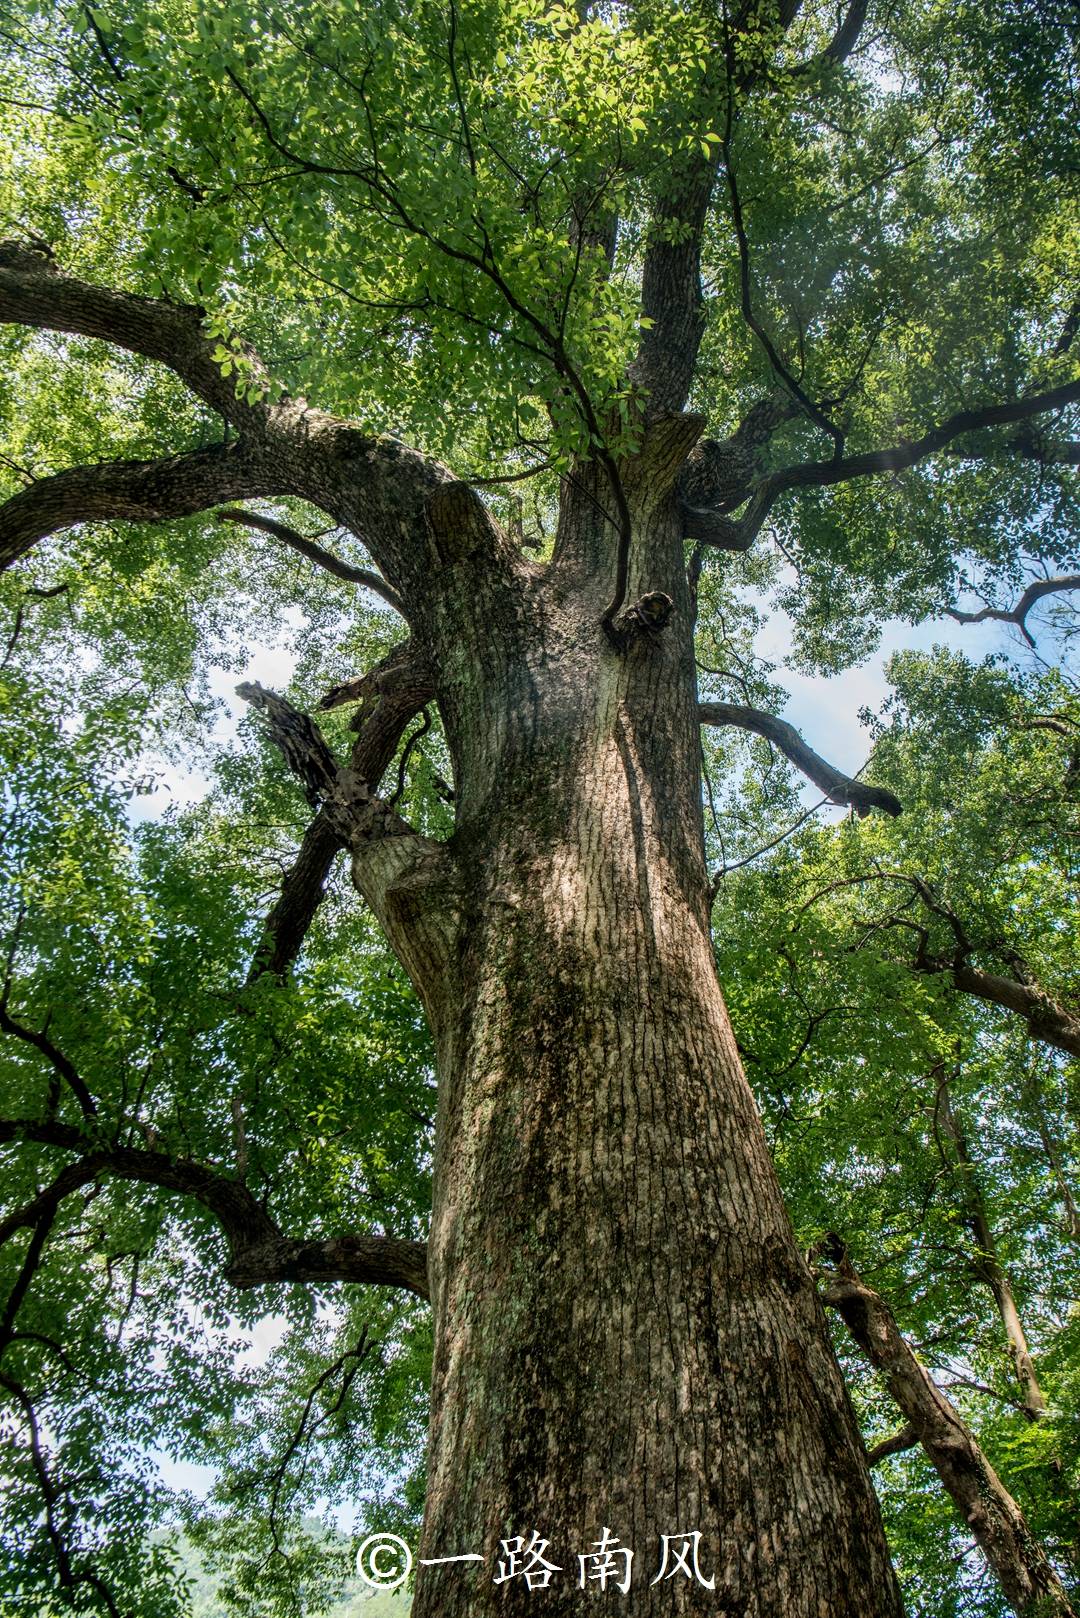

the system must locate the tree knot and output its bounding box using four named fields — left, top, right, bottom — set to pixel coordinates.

left=609, top=590, right=674, bottom=648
